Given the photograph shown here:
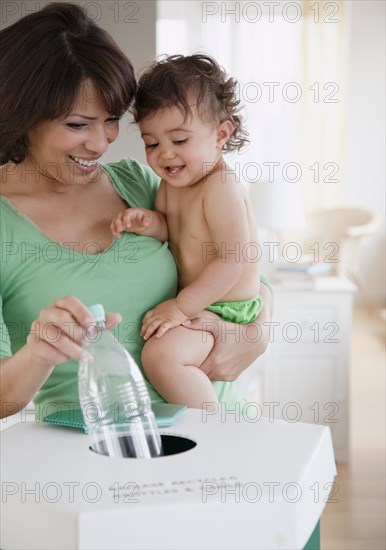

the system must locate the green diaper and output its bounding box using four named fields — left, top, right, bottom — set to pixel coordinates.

left=205, top=294, right=264, bottom=324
